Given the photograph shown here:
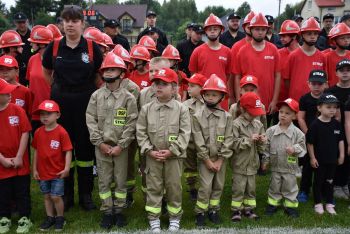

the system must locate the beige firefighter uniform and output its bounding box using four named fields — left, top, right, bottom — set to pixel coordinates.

left=262, top=123, right=306, bottom=208
left=136, top=98, right=191, bottom=220
left=229, top=102, right=267, bottom=129
left=231, top=116, right=266, bottom=211
left=182, top=97, right=205, bottom=189
left=192, top=105, right=233, bottom=213
left=86, top=84, right=138, bottom=214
